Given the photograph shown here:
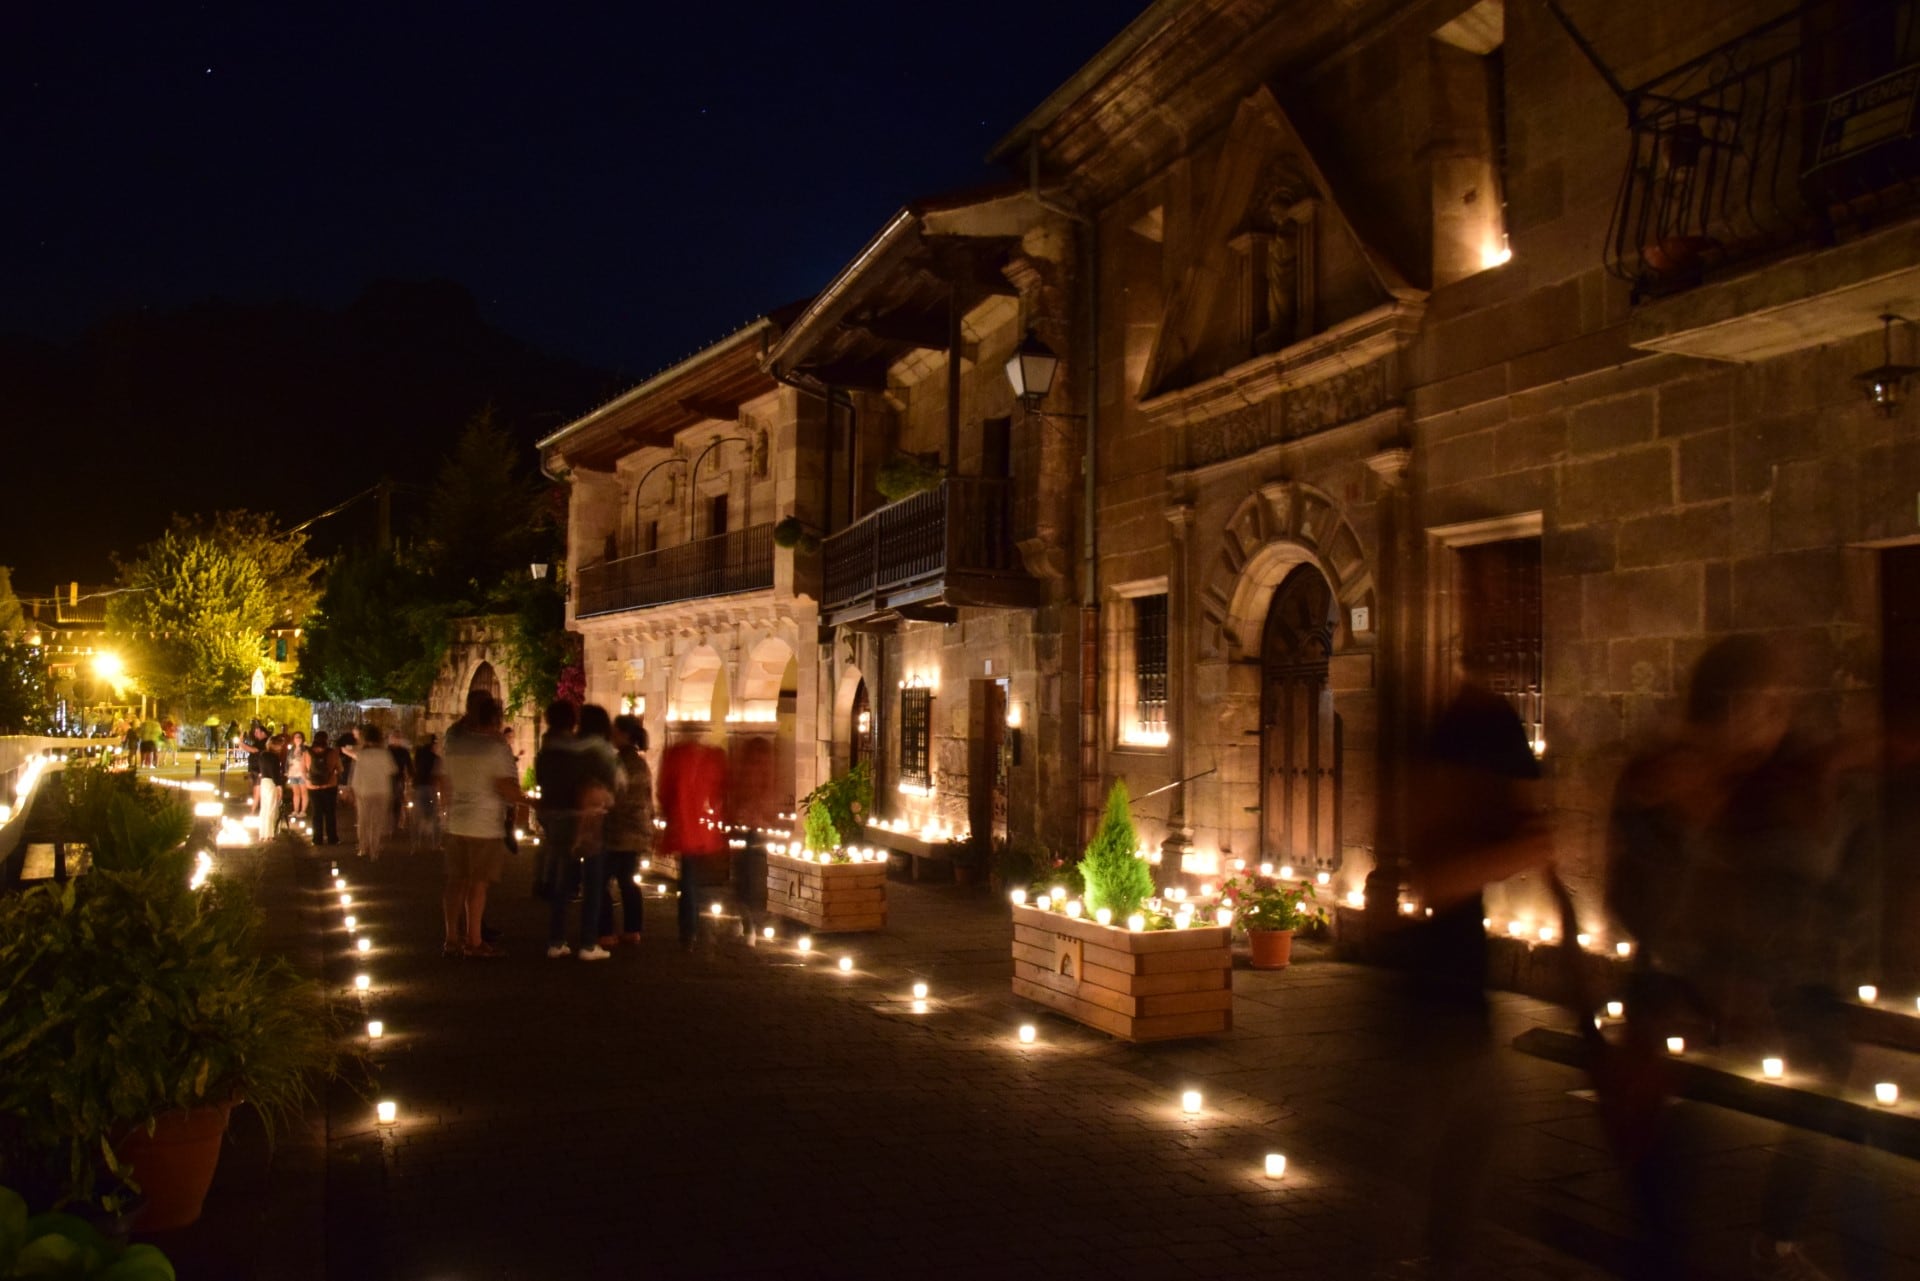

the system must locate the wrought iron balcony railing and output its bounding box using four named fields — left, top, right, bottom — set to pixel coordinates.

left=821, top=477, right=1027, bottom=619
left=1606, top=0, right=1920, bottom=298
left=575, top=524, right=774, bottom=618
